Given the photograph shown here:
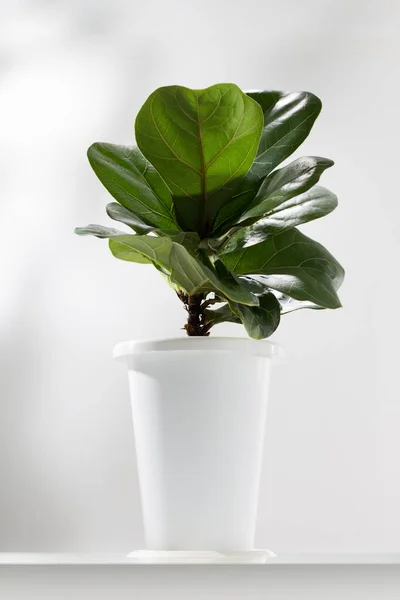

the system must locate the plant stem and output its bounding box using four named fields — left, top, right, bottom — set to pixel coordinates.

left=177, top=291, right=211, bottom=336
